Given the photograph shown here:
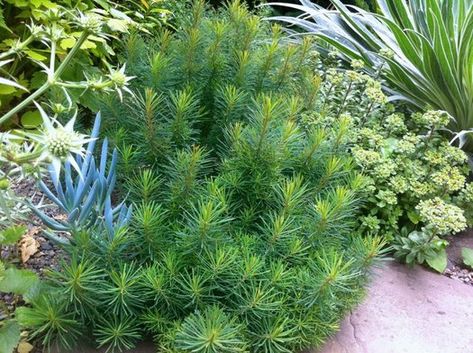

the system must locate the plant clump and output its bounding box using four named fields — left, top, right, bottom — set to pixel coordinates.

left=18, top=2, right=384, bottom=352
left=302, top=55, right=473, bottom=272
